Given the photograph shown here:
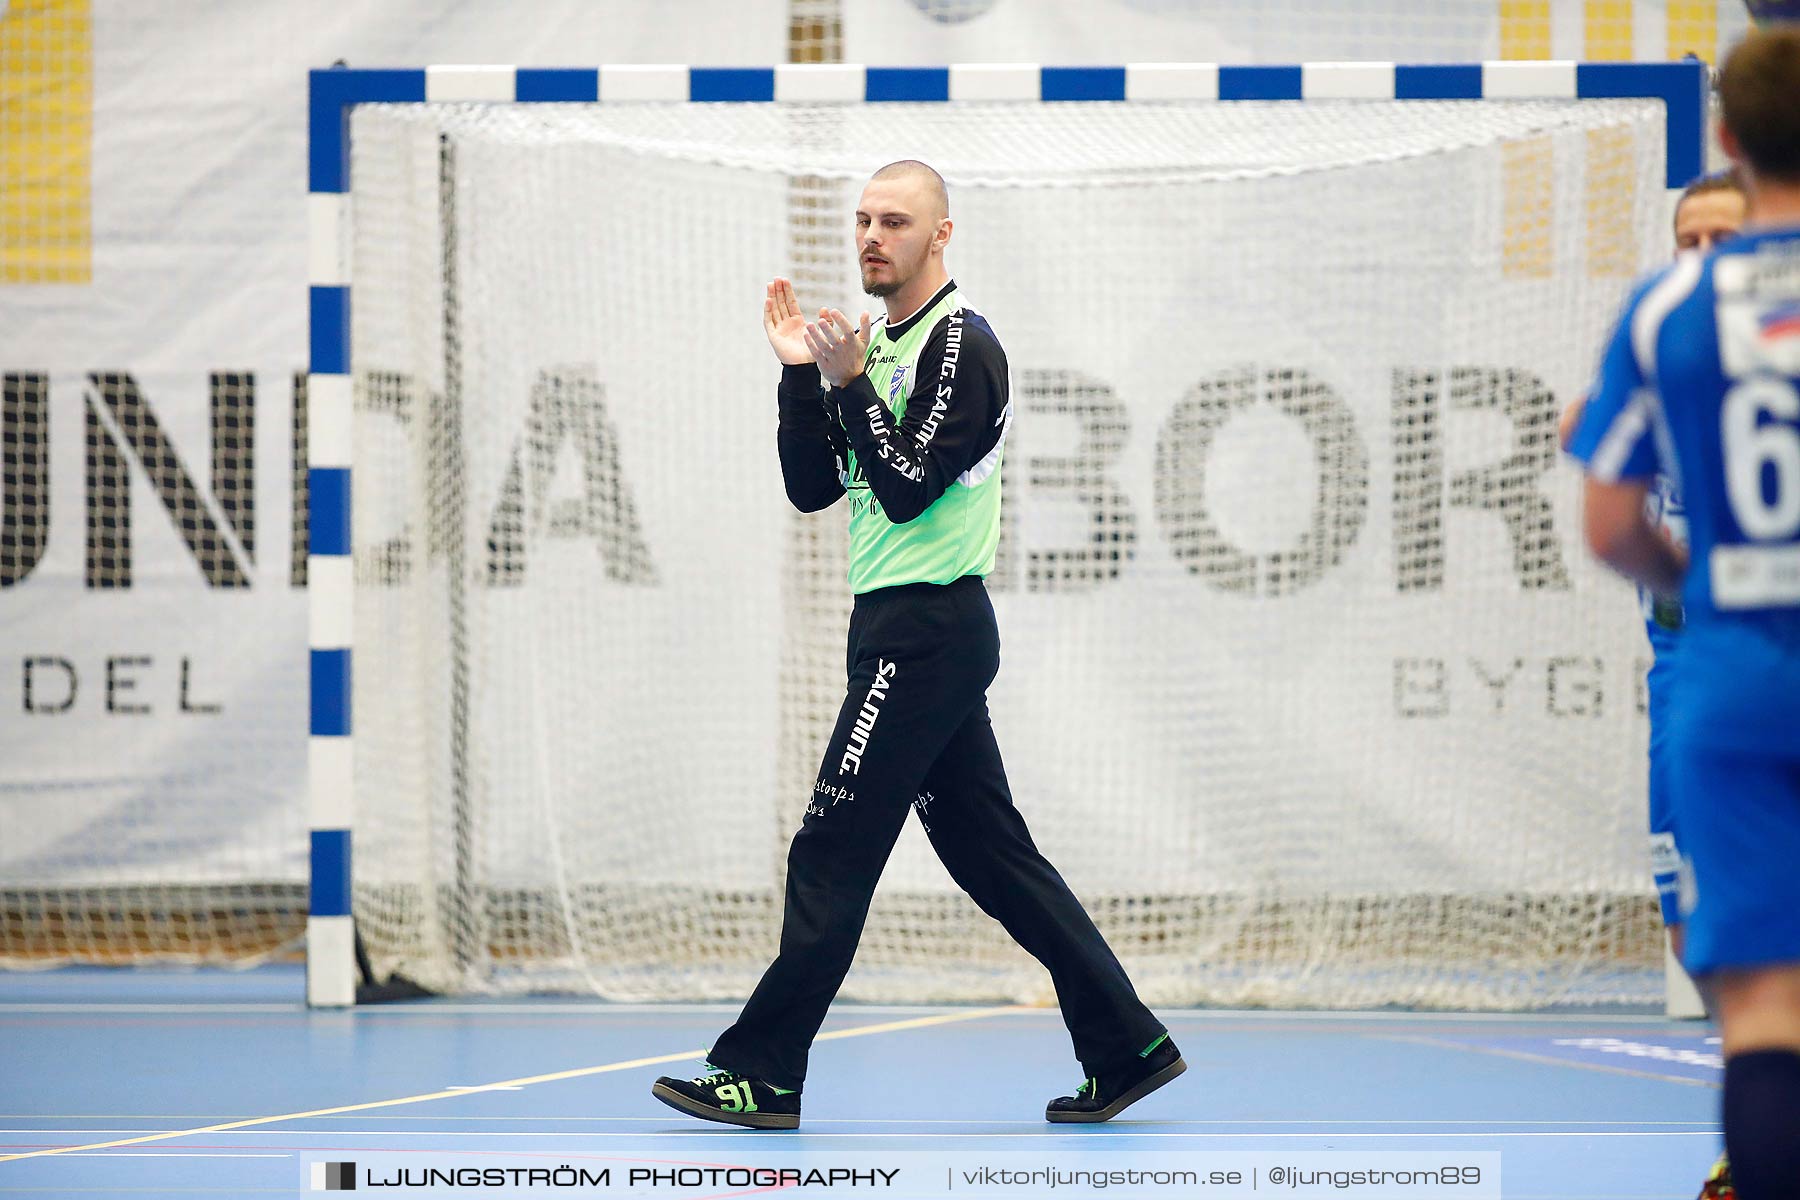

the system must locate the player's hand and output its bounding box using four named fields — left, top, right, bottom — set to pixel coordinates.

left=803, top=308, right=871, bottom=389
left=764, top=278, right=814, bottom=366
